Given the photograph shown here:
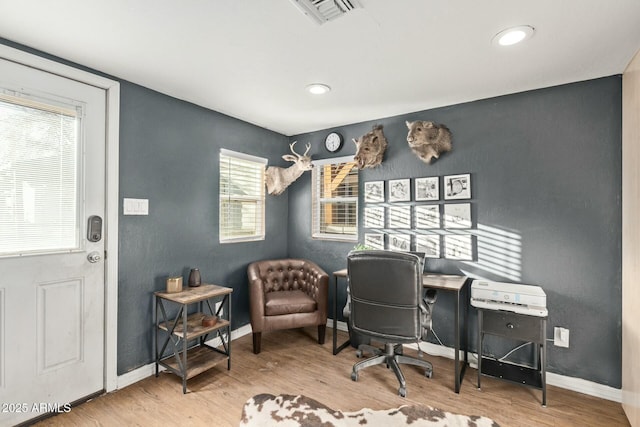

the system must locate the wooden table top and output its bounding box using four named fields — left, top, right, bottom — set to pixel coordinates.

left=155, top=283, right=232, bottom=304
left=332, top=269, right=467, bottom=291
